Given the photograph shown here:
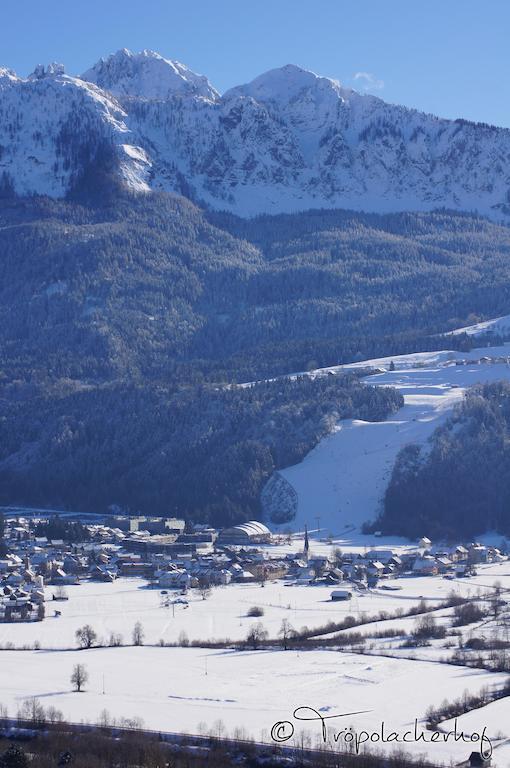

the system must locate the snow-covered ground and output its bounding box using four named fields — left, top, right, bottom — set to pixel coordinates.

left=4, top=331, right=510, bottom=764
left=446, top=313, right=510, bottom=337
left=2, top=557, right=508, bottom=651
left=275, top=342, right=510, bottom=535
left=0, top=576, right=448, bottom=649
left=1, top=564, right=510, bottom=762
left=444, top=697, right=510, bottom=766
left=0, top=645, right=505, bottom=764
left=2, top=562, right=509, bottom=649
